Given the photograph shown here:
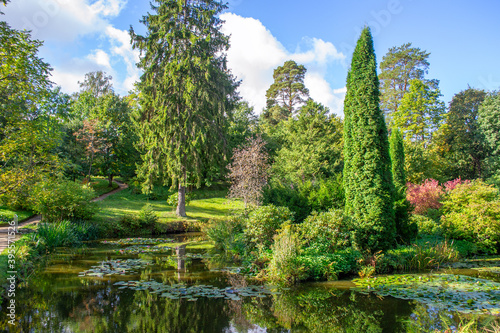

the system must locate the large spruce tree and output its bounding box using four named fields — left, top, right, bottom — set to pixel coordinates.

left=343, top=27, right=396, bottom=251
left=130, top=0, right=238, bottom=217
